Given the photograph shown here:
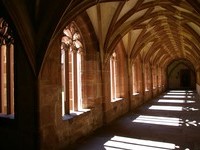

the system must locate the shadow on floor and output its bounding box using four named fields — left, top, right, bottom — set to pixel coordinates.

left=71, top=90, right=200, bottom=150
